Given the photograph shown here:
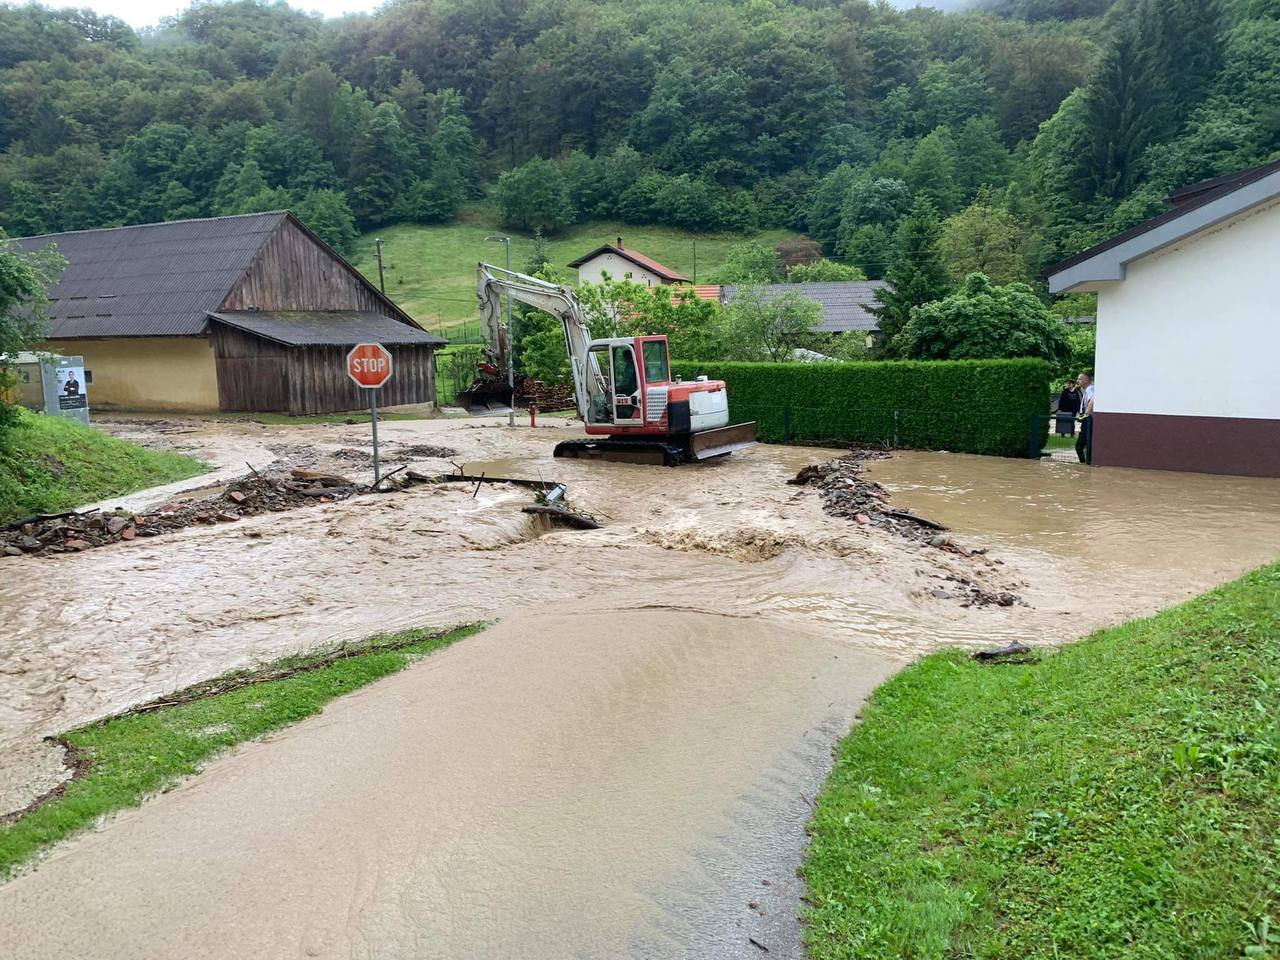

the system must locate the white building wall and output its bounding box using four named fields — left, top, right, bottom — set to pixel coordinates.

left=1095, top=197, right=1280, bottom=420
left=575, top=253, right=664, bottom=287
